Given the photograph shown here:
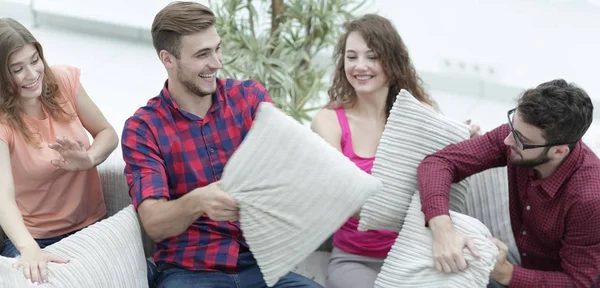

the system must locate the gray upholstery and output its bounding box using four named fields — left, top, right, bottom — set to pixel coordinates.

left=96, top=150, right=154, bottom=257
left=0, top=128, right=542, bottom=286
